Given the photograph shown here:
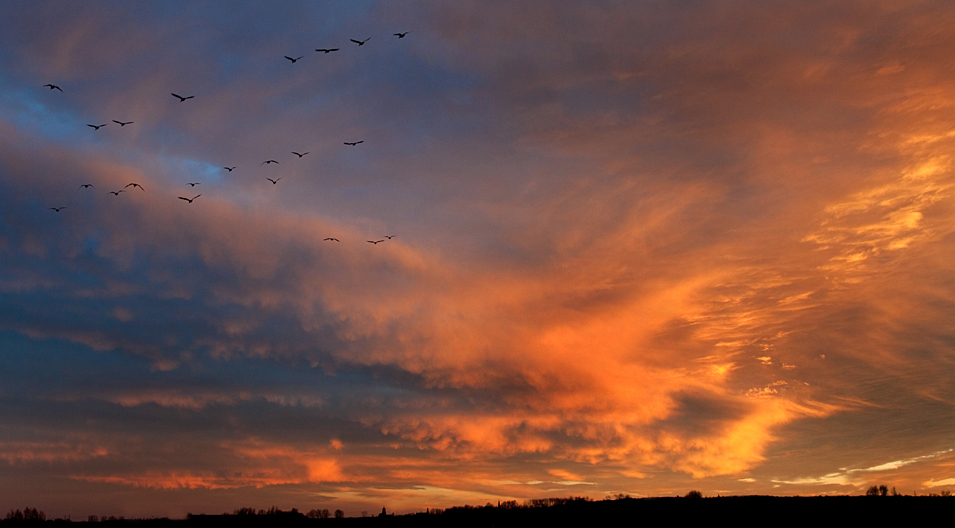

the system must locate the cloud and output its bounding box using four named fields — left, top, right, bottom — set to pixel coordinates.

left=1, top=0, right=955, bottom=517
left=924, top=478, right=955, bottom=488
left=772, top=449, right=955, bottom=490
